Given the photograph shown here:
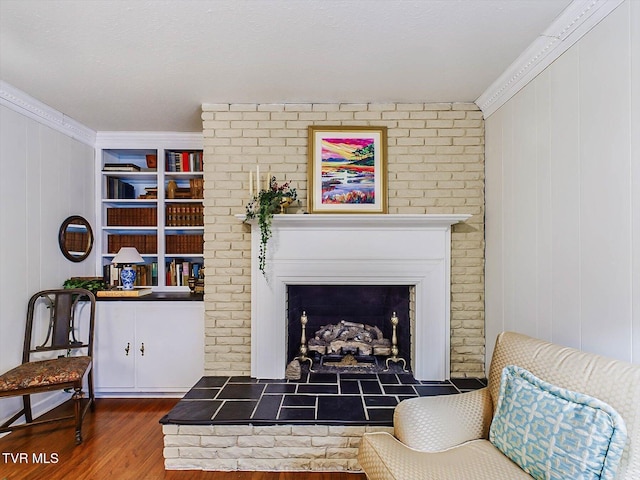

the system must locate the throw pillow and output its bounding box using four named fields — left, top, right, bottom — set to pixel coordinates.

left=489, top=365, right=627, bottom=480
